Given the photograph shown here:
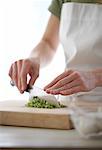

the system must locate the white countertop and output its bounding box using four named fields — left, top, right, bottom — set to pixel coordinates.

left=0, top=126, right=102, bottom=149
